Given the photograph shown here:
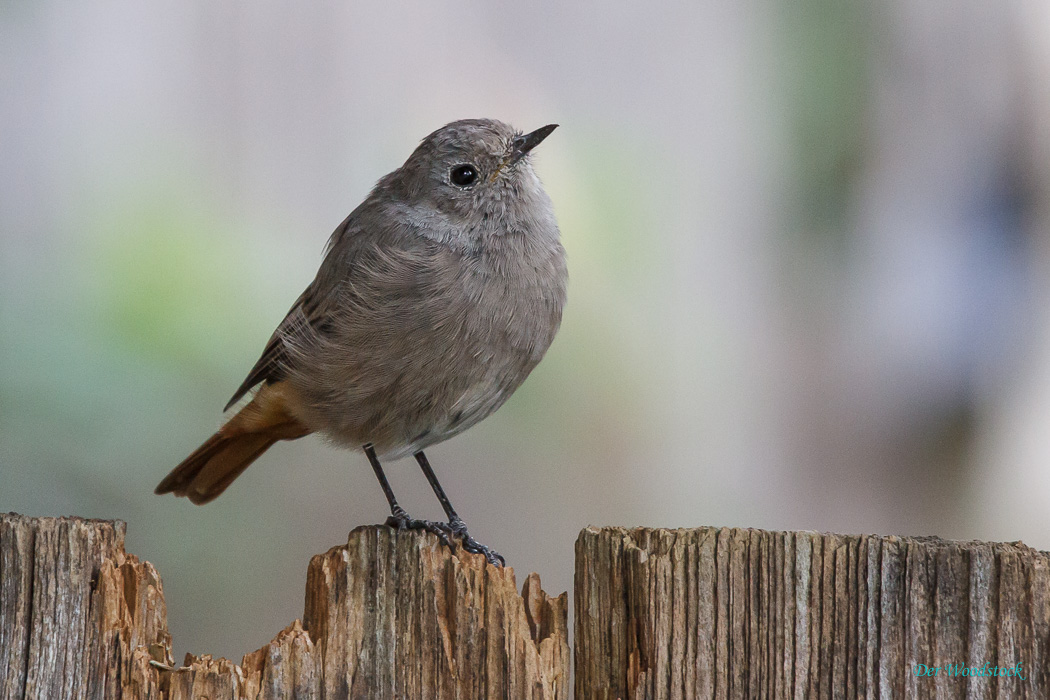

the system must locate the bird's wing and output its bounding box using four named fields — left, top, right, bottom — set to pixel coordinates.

left=224, top=289, right=310, bottom=411
left=224, top=215, right=357, bottom=412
